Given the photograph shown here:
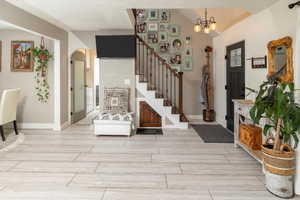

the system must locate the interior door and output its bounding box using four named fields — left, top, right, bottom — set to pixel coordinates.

left=226, top=41, right=245, bottom=132
left=140, top=101, right=162, bottom=127
left=71, top=57, right=86, bottom=124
